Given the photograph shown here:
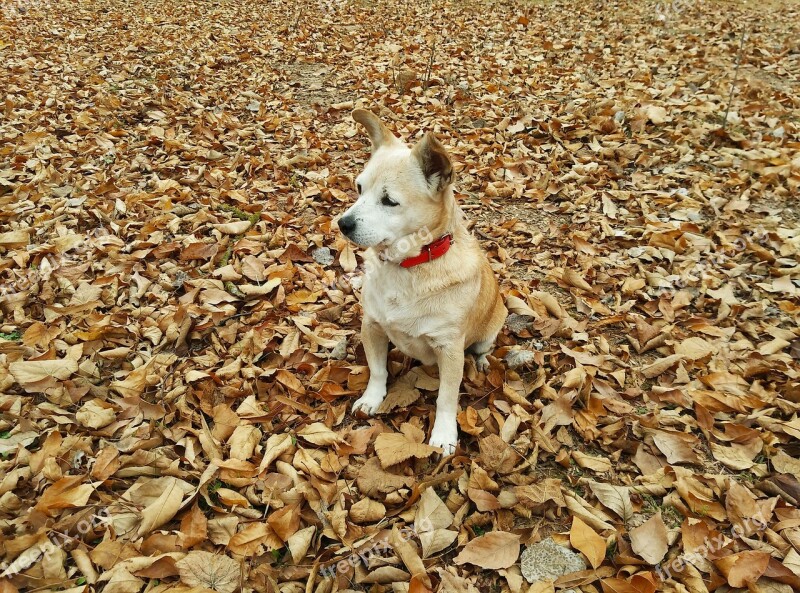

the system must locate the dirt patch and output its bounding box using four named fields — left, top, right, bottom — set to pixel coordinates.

left=474, top=200, right=570, bottom=234
left=282, top=61, right=350, bottom=107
